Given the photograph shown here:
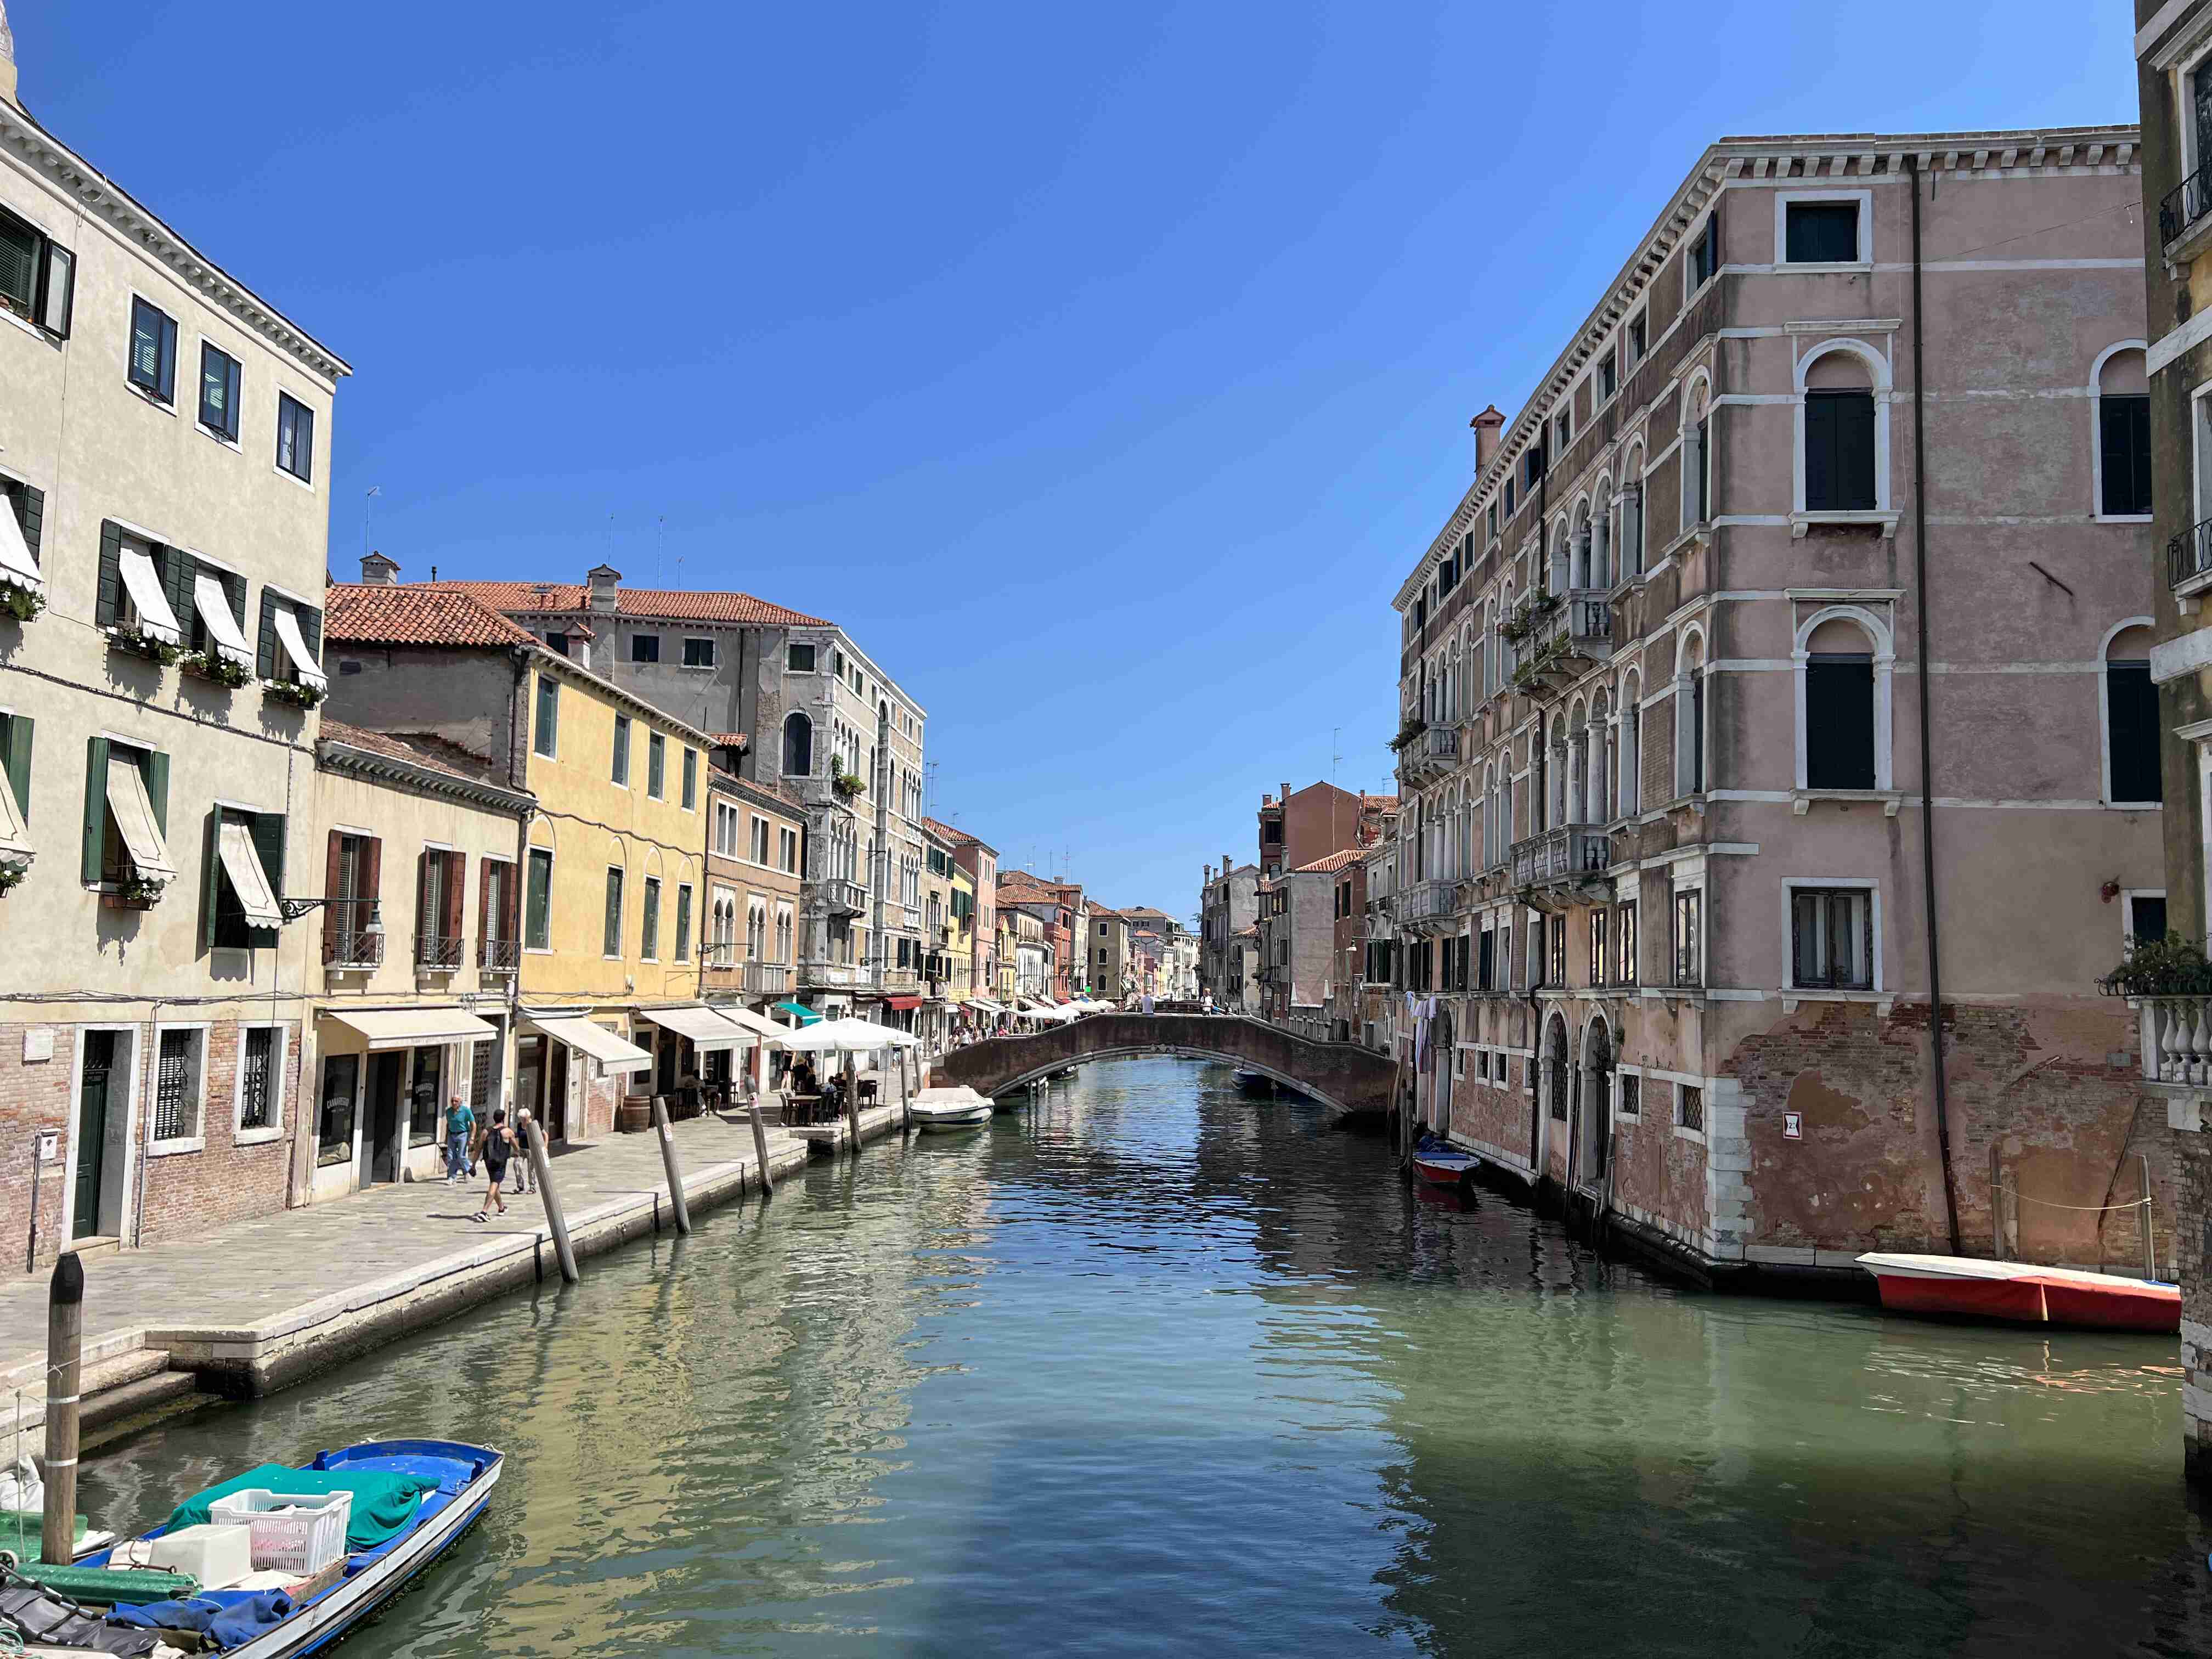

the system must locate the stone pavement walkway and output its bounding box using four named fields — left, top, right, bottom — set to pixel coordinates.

left=0, top=1108, right=825, bottom=1418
